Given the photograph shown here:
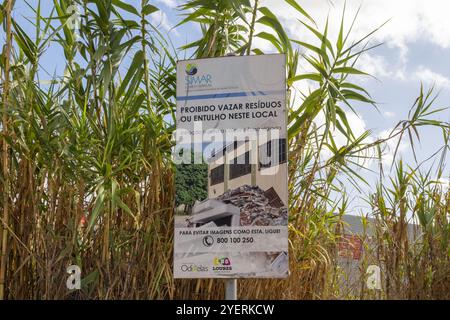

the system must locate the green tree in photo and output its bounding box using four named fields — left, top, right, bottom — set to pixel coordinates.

left=175, top=154, right=208, bottom=208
